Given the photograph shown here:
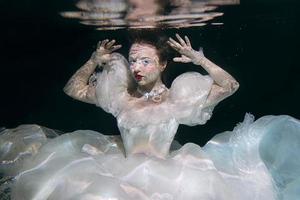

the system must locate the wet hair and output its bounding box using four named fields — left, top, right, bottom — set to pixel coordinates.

left=128, top=29, right=171, bottom=65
